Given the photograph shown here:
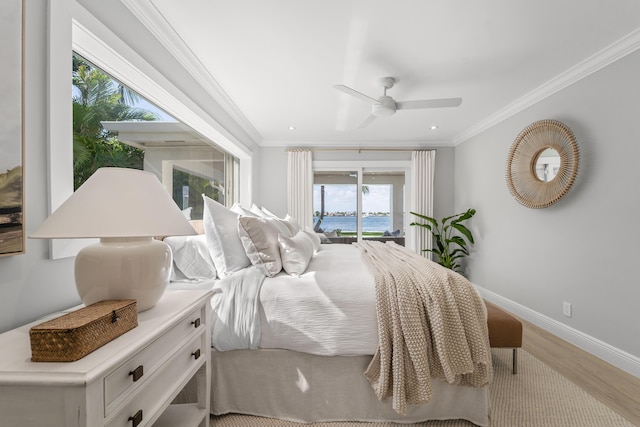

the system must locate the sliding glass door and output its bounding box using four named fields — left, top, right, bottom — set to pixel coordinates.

left=313, top=167, right=405, bottom=244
